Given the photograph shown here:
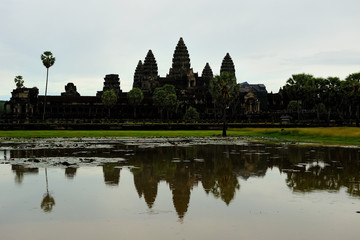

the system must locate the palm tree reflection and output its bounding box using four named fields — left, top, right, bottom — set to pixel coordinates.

left=41, top=168, right=55, bottom=213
